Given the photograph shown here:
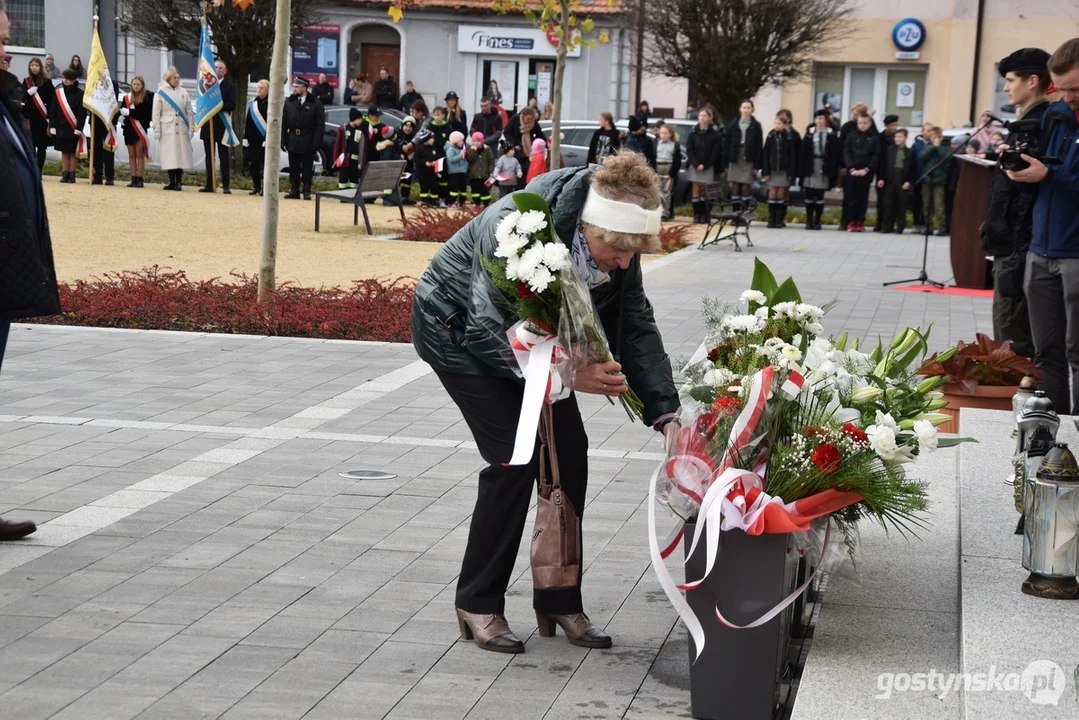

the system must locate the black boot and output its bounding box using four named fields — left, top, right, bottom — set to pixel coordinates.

left=303, top=184, right=312, bottom=201
left=767, top=202, right=778, bottom=228
left=173, top=171, right=183, bottom=190
left=778, top=202, right=788, bottom=228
